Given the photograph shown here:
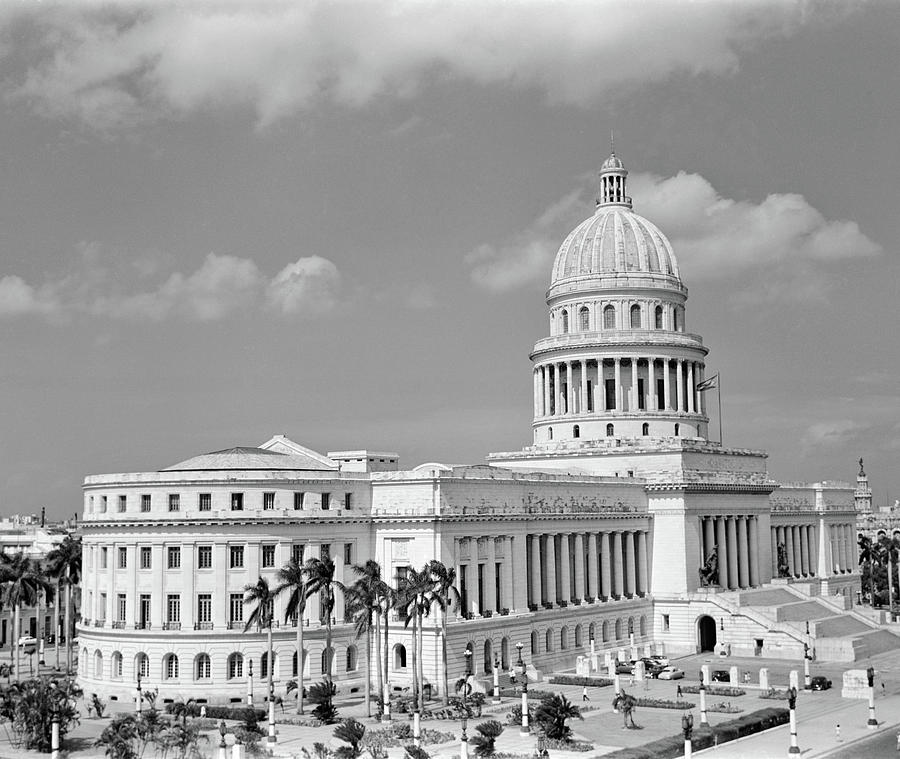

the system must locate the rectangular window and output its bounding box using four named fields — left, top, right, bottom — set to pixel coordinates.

left=229, top=593, right=243, bottom=624
left=321, top=492, right=331, bottom=510
left=293, top=492, right=304, bottom=510
left=100, top=496, right=107, bottom=513
left=167, top=546, right=181, bottom=569
left=117, top=547, right=127, bottom=569
left=231, top=492, right=243, bottom=511
left=477, top=563, right=485, bottom=612
left=663, top=614, right=670, bottom=632
left=199, top=493, right=211, bottom=511
left=343, top=543, right=353, bottom=566
left=167, top=594, right=181, bottom=623
left=263, top=492, right=275, bottom=510
left=100, top=547, right=108, bottom=569
left=262, top=544, right=276, bottom=568
left=118, top=495, right=127, bottom=513
left=168, top=494, right=180, bottom=512
left=141, top=494, right=151, bottom=512
left=197, top=545, right=213, bottom=569
left=98, top=593, right=107, bottom=621
left=140, top=547, right=152, bottom=570
left=197, top=594, right=212, bottom=624
left=229, top=545, right=244, bottom=569
left=138, top=594, right=150, bottom=629
left=117, top=594, right=127, bottom=622
left=320, top=543, right=330, bottom=560
left=291, top=544, right=304, bottom=564
left=344, top=493, right=352, bottom=510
